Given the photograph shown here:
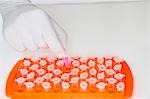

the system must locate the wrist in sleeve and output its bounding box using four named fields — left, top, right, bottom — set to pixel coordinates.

left=0, top=0, right=31, bottom=14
